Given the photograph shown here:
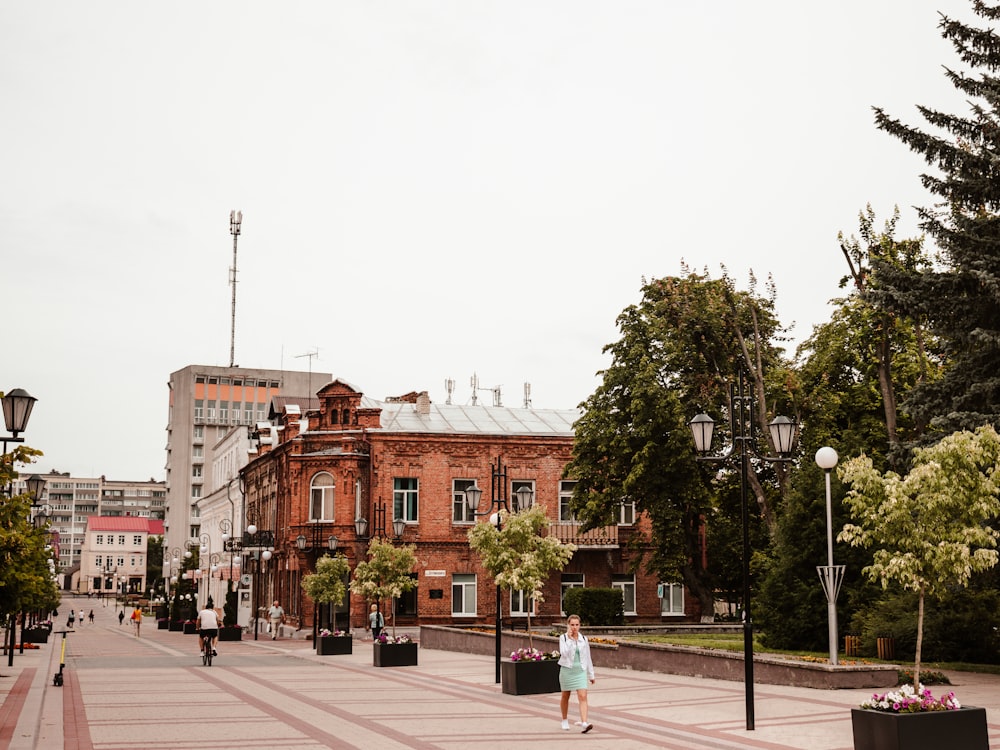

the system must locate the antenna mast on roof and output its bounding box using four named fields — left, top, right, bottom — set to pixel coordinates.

left=444, top=378, right=455, bottom=405
left=523, top=382, right=531, bottom=408
left=229, top=210, right=243, bottom=368
left=295, top=348, right=320, bottom=398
